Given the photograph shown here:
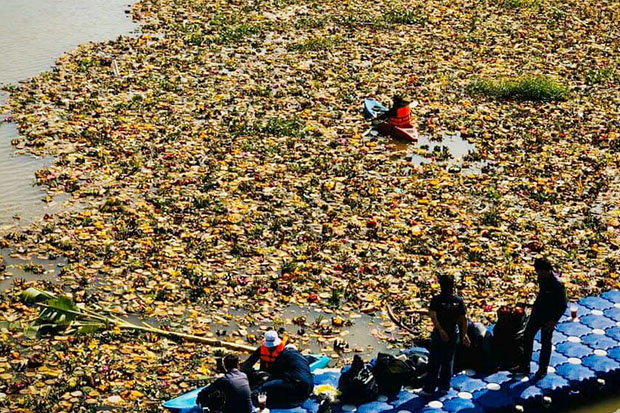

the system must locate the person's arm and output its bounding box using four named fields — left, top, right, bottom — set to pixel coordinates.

left=377, top=106, right=396, bottom=121
left=458, top=315, right=471, bottom=347
left=240, top=348, right=261, bottom=372
left=547, top=285, right=568, bottom=327
left=429, top=310, right=449, bottom=342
